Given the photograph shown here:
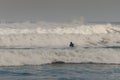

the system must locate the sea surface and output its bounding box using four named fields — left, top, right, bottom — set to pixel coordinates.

left=0, top=21, right=120, bottom=80
left=0, top=63, right=120, bottom=80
